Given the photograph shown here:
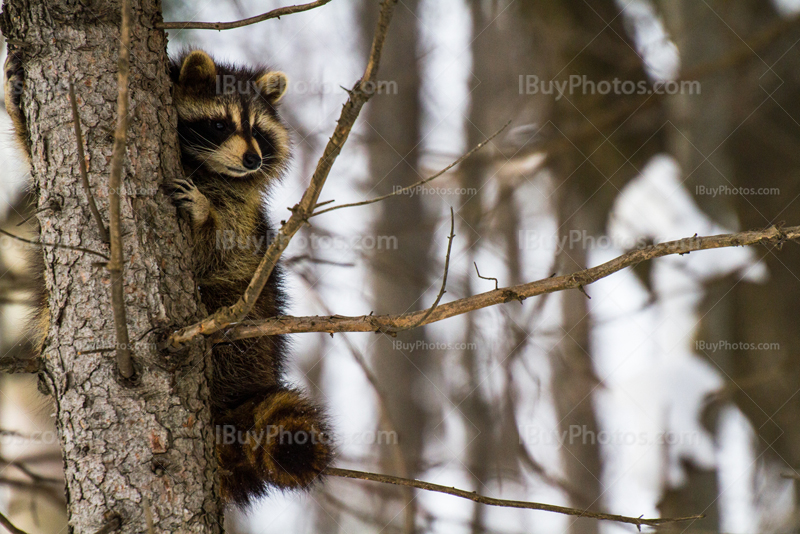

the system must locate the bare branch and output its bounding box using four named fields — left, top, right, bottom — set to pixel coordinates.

left=166, top=0, right=400, bottom=350
left=474, top=262, right=499, bottom=290
left=107, top=0, right=134, bottom=379
left=68, top=81, right=108, bottom=244
left=781, top=472, right=800, bottom=480
left=220, top=225, right=800, bottom=340
left=325, top=467, right=703, bottom=528
left=0, top=510, right=29, bottom=534
left=409, top=207, right=455, bottom=330
left=312, top=122, right=510, bottom=218
left=0, top=353, right=41, bottom=374
left=0, top=479, right=65, bottom=505
left=157, top=0, right=334, bottom=30
left=0, top=228, right=109, bottom=261
left=15, top=203, right=57, bottom=227
left=0, top=457, right=62, bottom=485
